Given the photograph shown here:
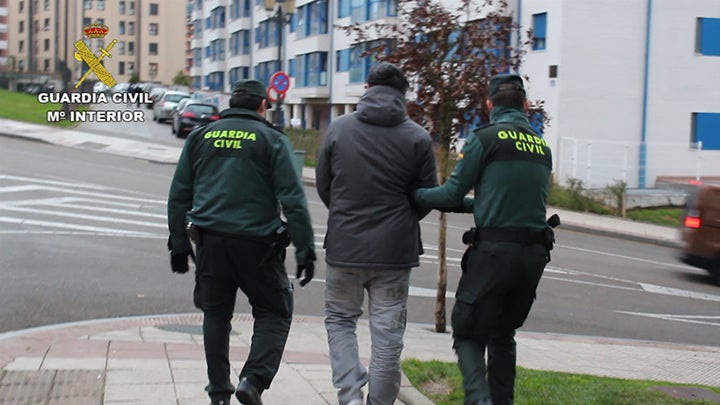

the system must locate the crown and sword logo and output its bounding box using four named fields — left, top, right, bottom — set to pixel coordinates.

left=74, top=22, right=118, bottom=89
